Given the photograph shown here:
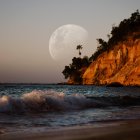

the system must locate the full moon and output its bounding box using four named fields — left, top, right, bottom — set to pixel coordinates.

left=49, top=24, right=88, bottom=63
